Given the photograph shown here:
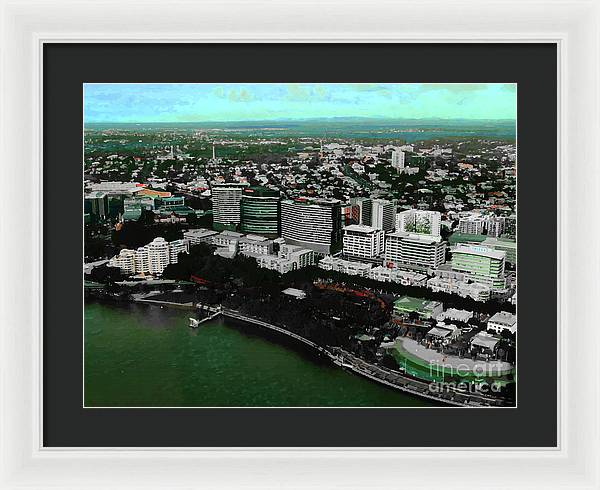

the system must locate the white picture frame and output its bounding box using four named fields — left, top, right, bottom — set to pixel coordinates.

left=1, top=0, right=598, bottom=488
